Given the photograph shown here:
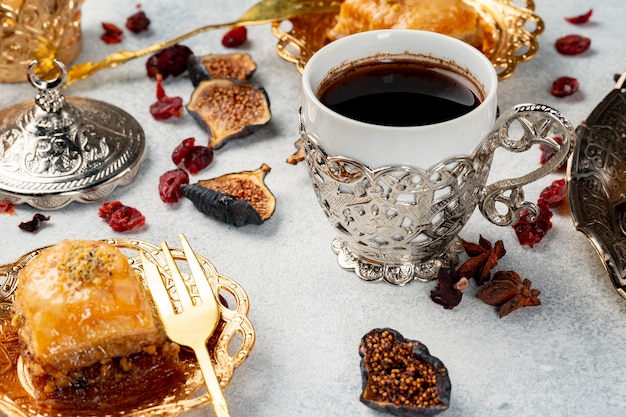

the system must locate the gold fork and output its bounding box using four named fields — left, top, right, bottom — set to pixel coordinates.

left=65, top=0, right=340, bottom=85
left=140, top=234, right=229, bottom=417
